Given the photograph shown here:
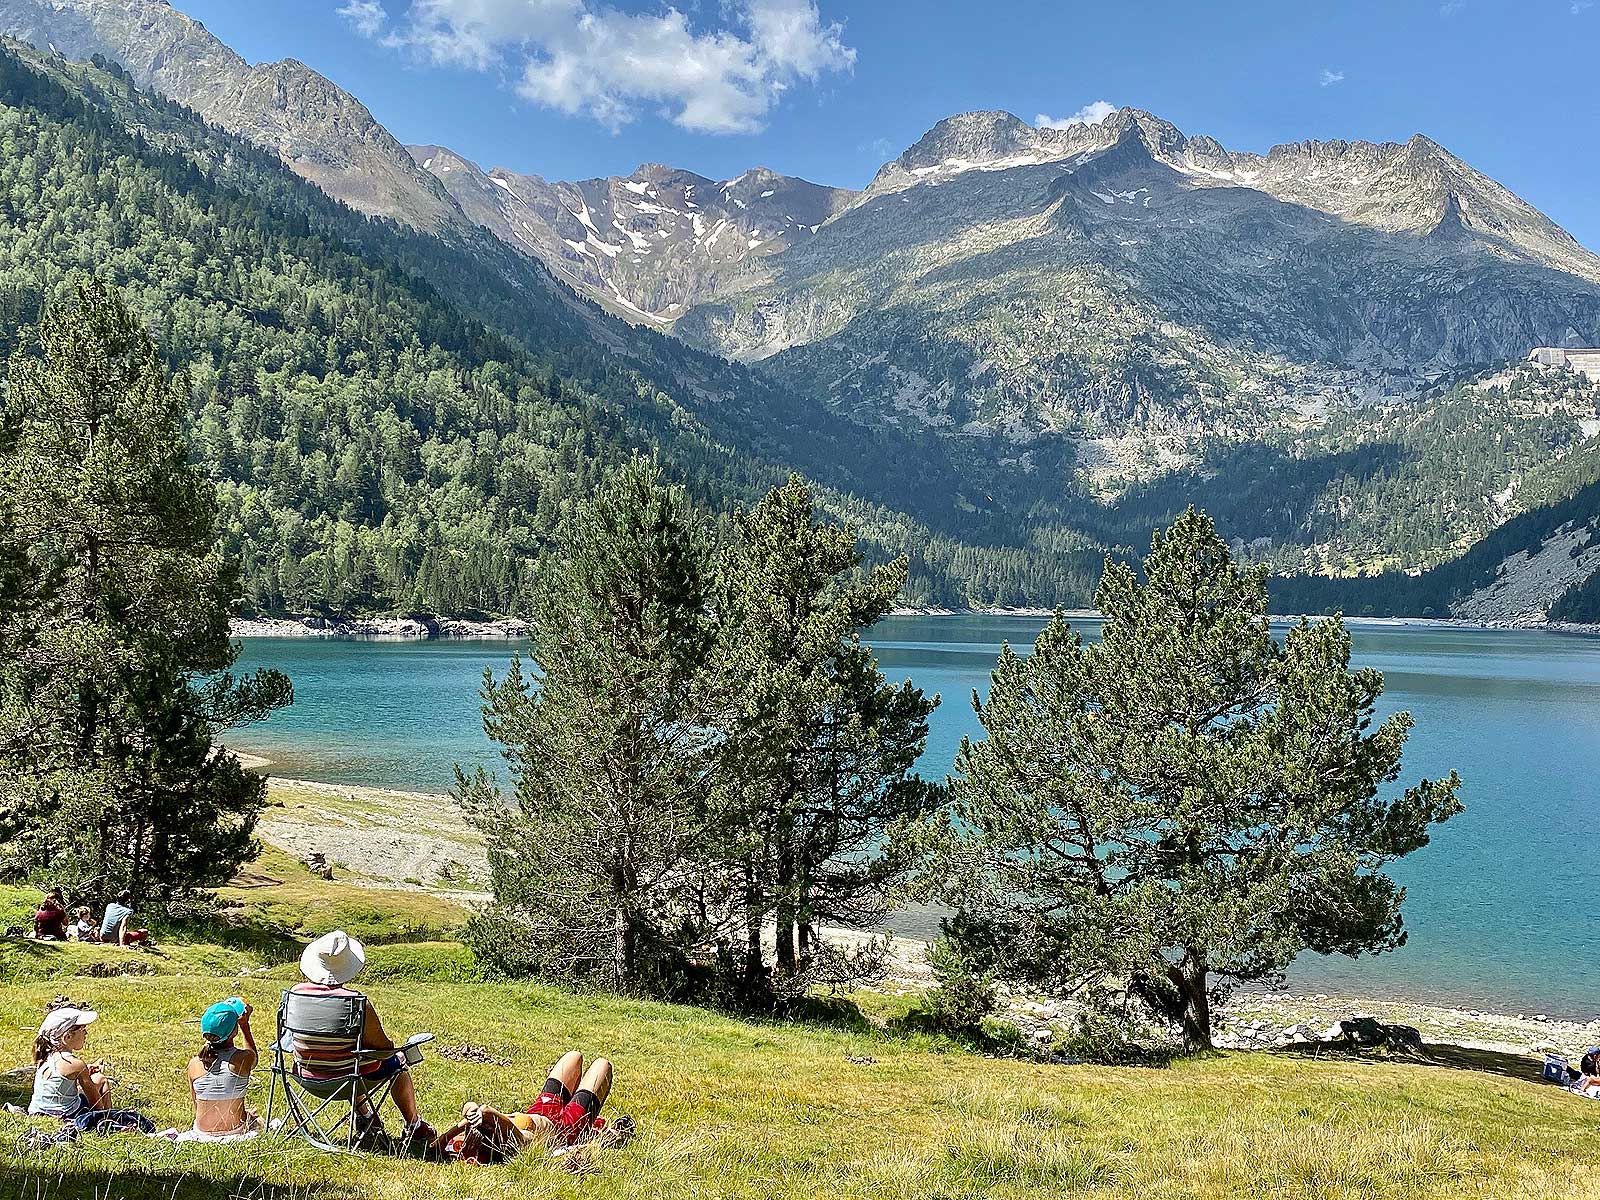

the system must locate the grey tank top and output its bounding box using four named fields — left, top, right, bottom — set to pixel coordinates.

left=193, top=1048, right=251, bottom=1101
left=30, top=1053, right=81, bottom=1116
